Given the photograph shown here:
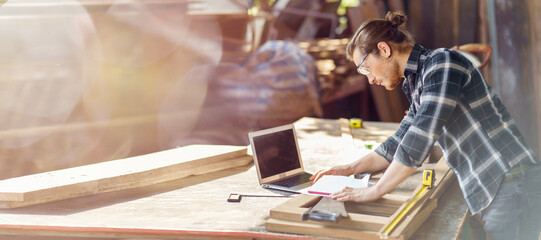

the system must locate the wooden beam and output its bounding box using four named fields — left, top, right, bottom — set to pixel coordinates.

left=269, top=195, right=389, bottom=232
left=429, top=166, right=456, bottom=200
left=377, top=158, right=450, bottom=236
left=0, top=145, right=249, bottom=208
left=266, top=218, right=383, bottom=240
left=266, top=118, right=455, bottom=239
left=392, top=199, right=438, bottom=239
left=267, top=157, right=452, bottom=239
